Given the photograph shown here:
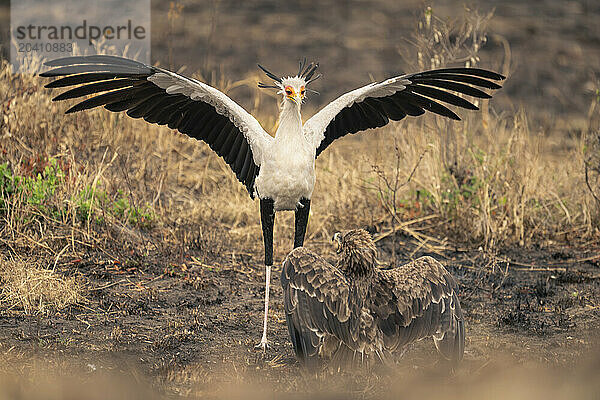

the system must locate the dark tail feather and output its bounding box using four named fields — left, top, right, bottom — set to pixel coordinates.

left=284, top=289, right=321, bottom=369
left=290, top=326, right=320, bottom=370
left=329, top=343, right=360, bottom=372
left=433, top=293, right=465, bottom=364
